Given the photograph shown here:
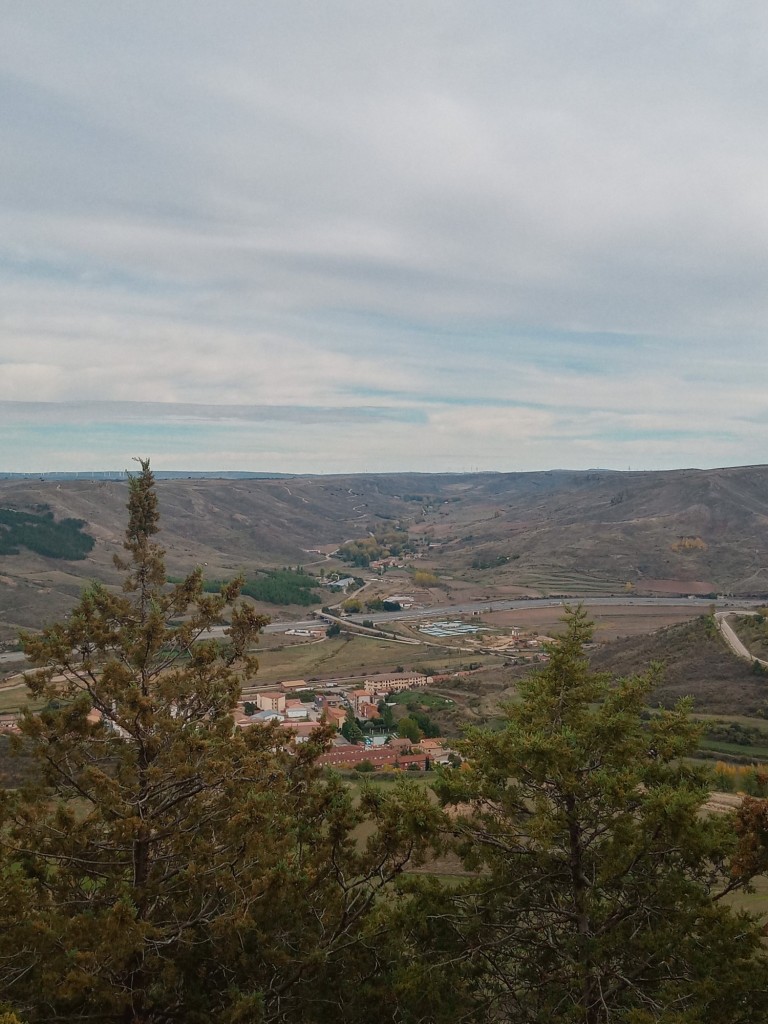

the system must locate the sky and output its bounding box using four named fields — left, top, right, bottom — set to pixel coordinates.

left=2, top=1, right=768, bottom=474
